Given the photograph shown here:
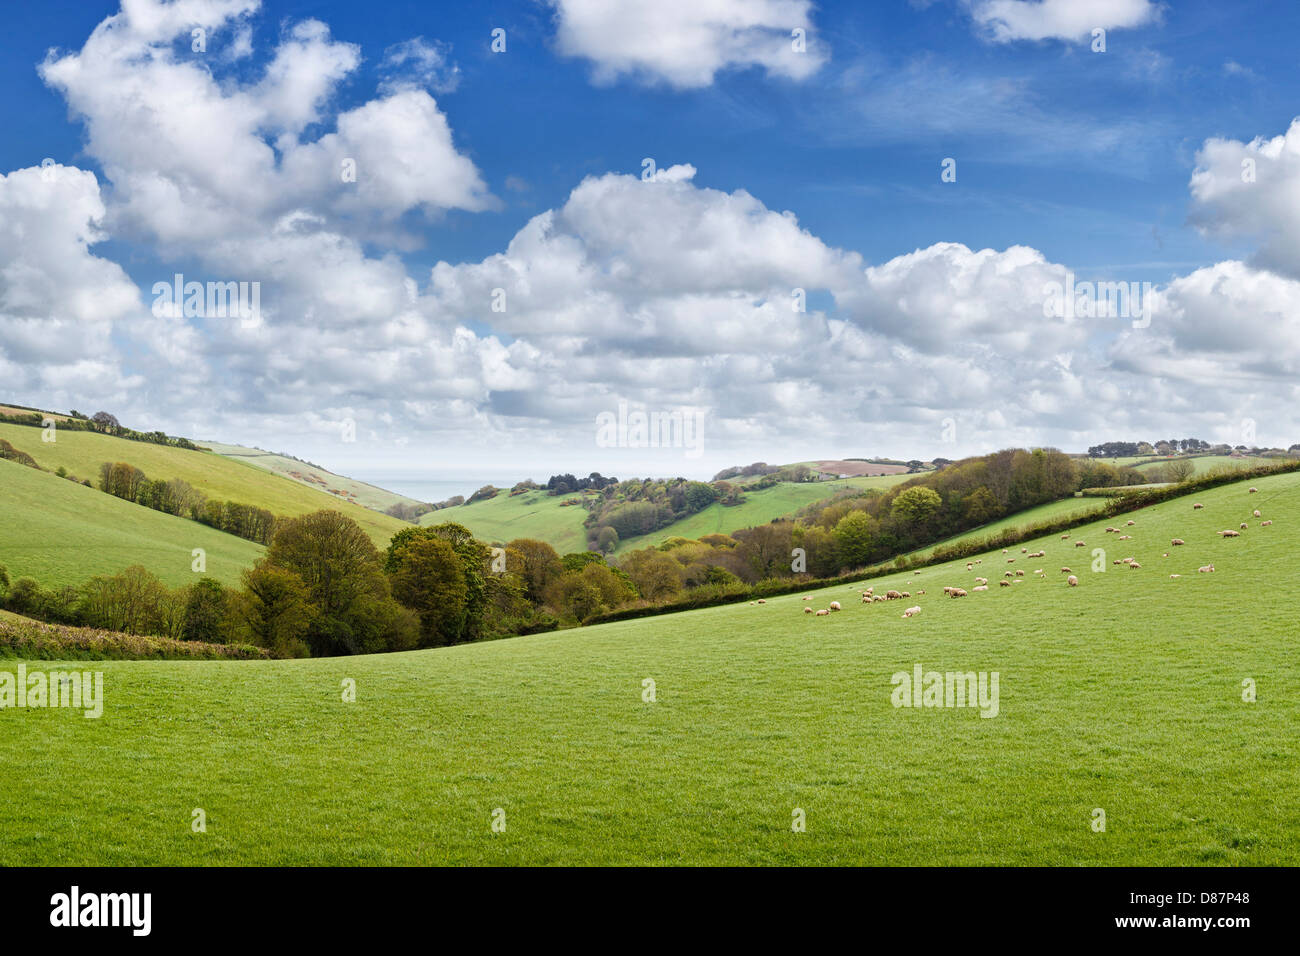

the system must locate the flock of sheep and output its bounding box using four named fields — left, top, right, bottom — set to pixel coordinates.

left=749, top=484, right=1274, bottom=621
